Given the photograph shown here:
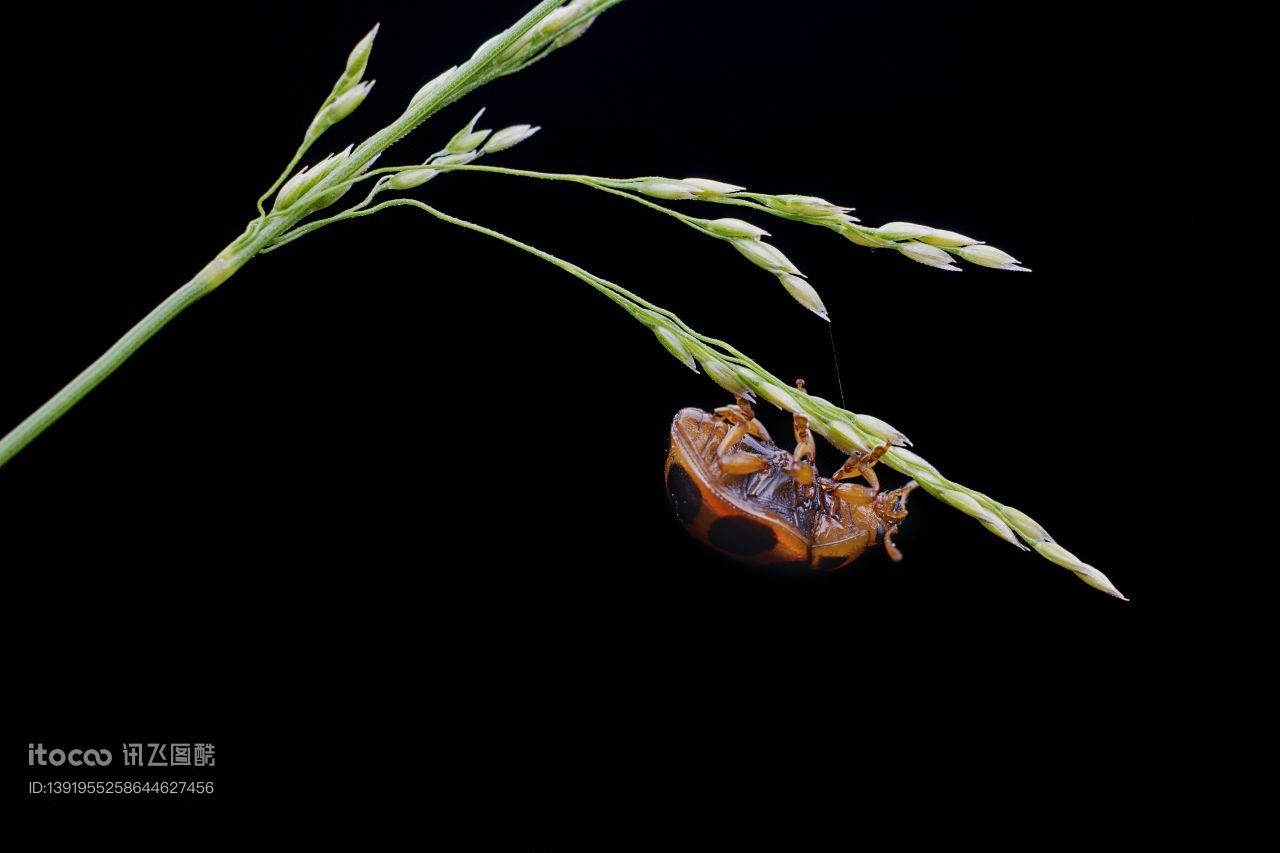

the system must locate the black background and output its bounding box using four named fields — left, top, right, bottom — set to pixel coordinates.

left=8, top=0, right=1238, bottom=838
